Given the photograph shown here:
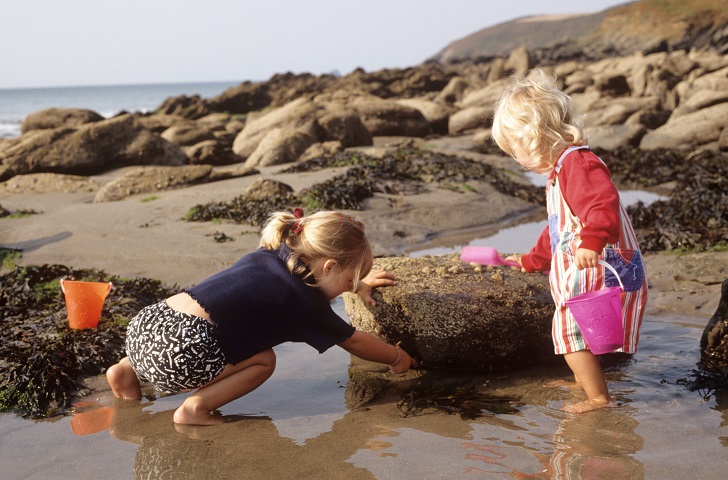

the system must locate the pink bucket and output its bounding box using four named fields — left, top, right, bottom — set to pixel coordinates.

left=461, top=246, right=520, bottom=267
left=564, top=260, right=624, bottom=355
